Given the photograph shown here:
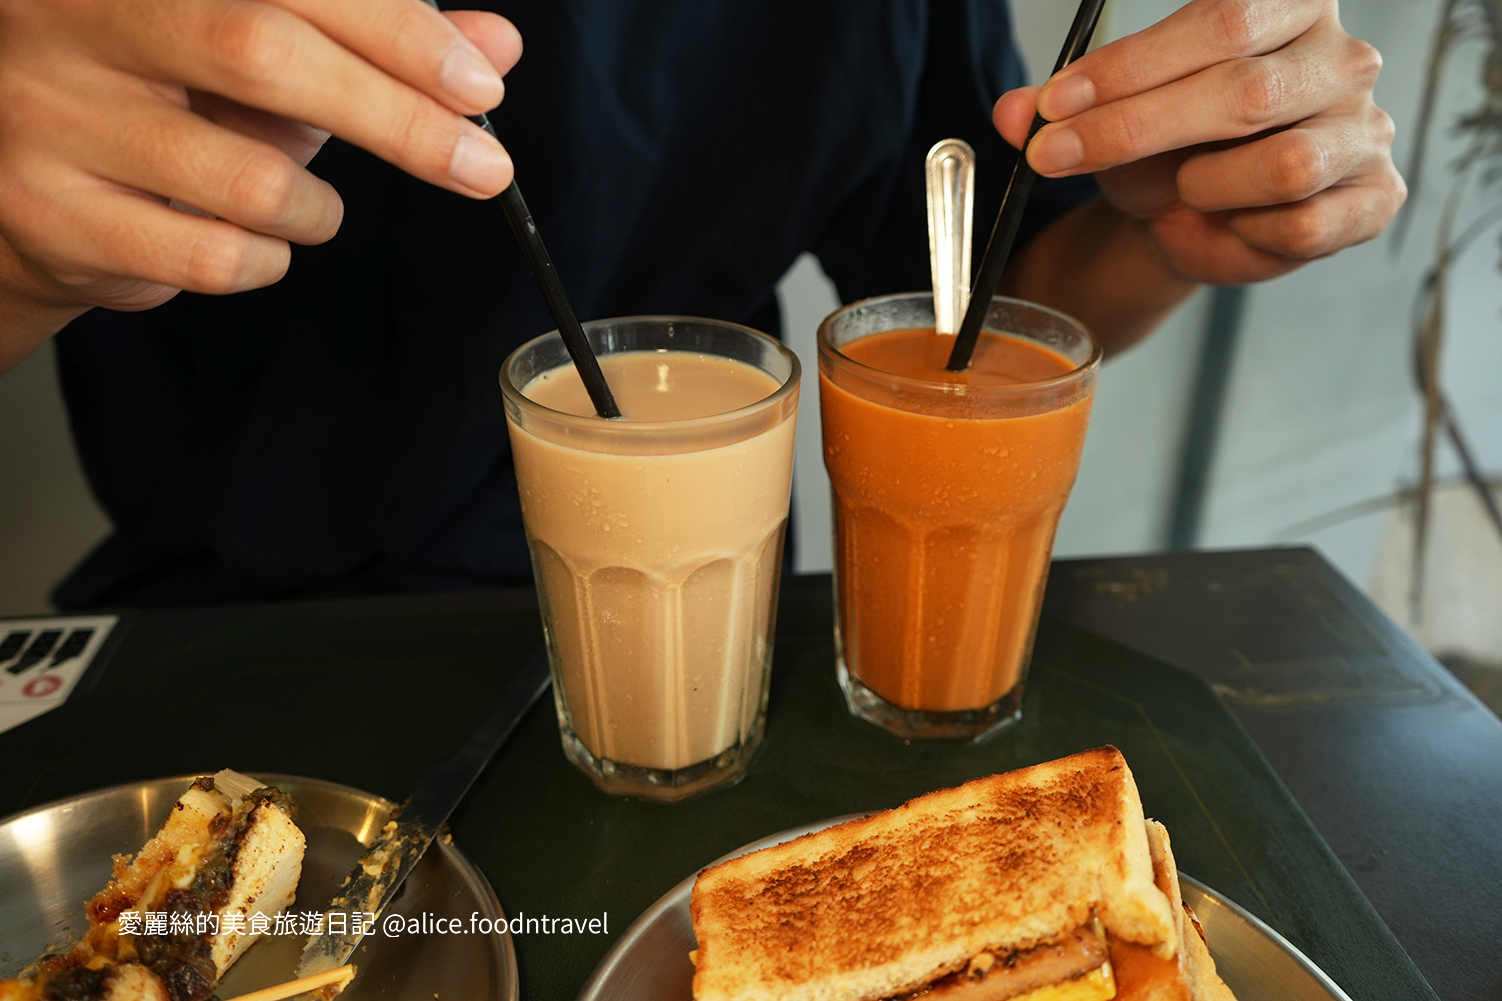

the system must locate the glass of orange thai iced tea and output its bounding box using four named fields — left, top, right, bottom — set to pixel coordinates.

left=818, top=293, right=1100, bottom=740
